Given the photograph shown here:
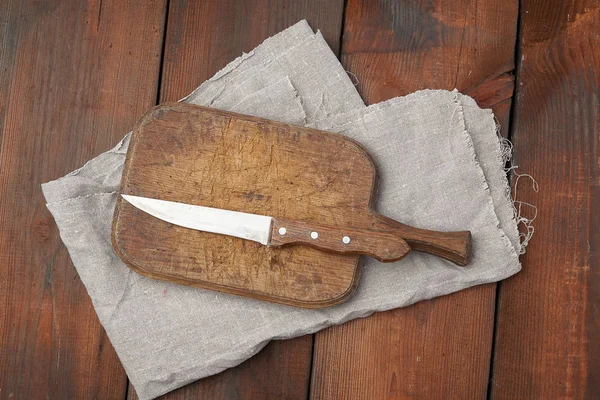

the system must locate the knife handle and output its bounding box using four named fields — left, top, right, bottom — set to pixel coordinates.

left=269, top=218, right=471, bottom=266
left=269, top=219, right=411, bottom=262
